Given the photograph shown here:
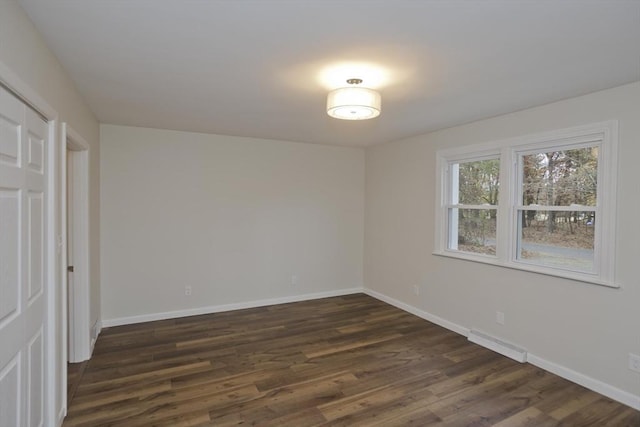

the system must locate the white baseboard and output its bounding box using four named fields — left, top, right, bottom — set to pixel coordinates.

left=363, top=288, right=470, bottom=337
left=89, top=319, right=102, bottom=354
left=527, top=354, right=640, bottom=410
left=363, top=288, right=640, bottom=411
left=102, top=287, right=364, bottom=327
